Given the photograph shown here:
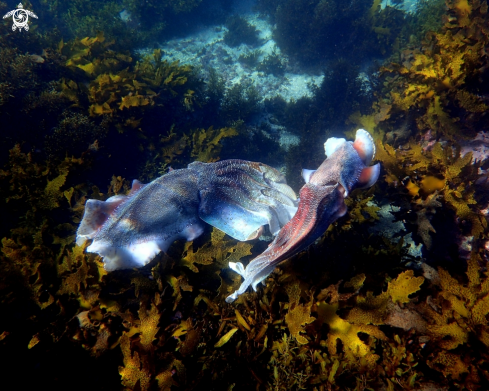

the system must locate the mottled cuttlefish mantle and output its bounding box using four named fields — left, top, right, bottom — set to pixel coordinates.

left=76, top=159, right=298, bottom=272
left=226, top=129, right=381, bottom=303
